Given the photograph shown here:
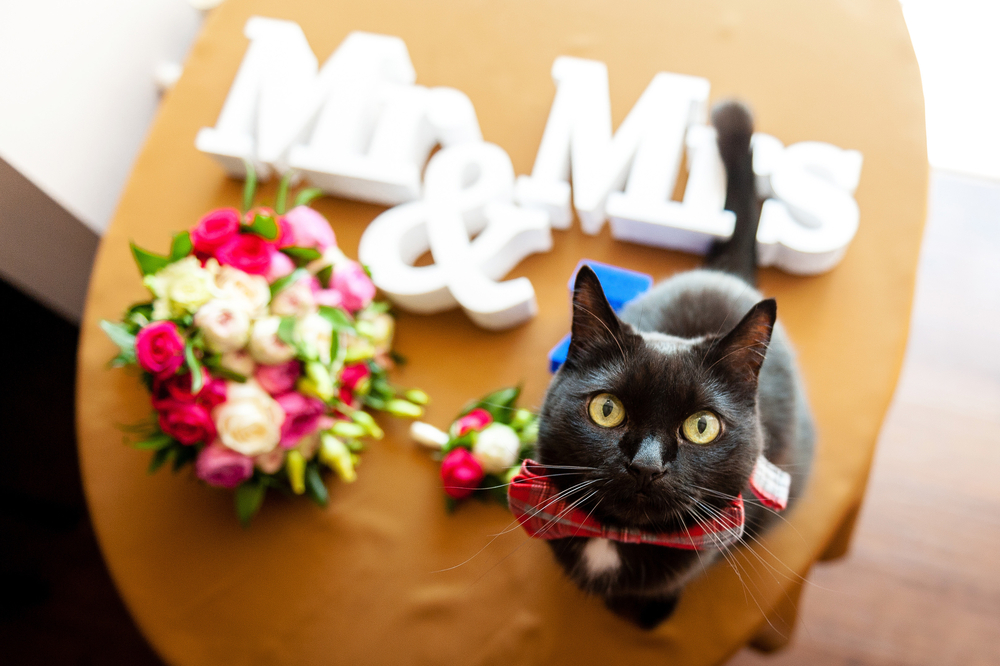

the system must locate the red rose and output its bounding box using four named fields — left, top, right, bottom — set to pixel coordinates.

left=151, top=372, right=227, bottom=410
left=190, top=208, right=240, bottom=254
left=135, top=321, right=185, bottom=377
left=441, top=448, right=485, bottom=499
left=452, top=408, right=493, bottom=438
left=158, top=402, right=216, bottom=445
left=215, top=233, right=276, bottom=275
